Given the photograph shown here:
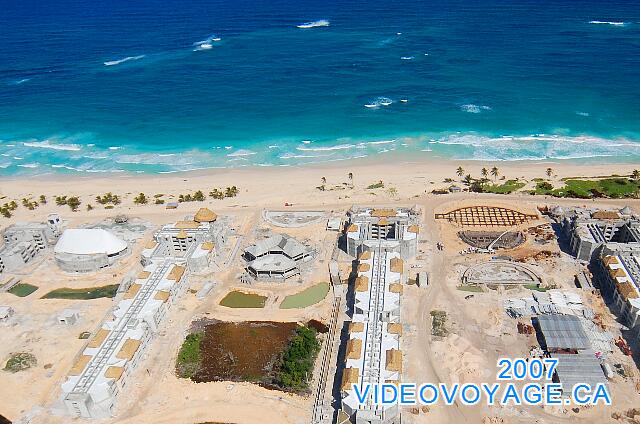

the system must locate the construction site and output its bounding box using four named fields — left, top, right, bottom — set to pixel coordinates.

left=1, top=190, right=640, bottom=424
